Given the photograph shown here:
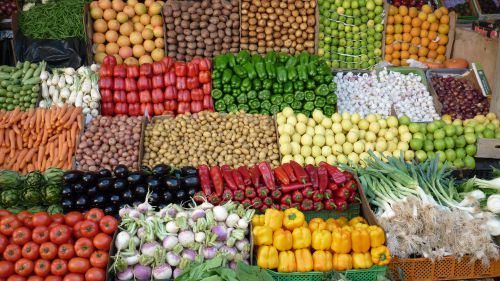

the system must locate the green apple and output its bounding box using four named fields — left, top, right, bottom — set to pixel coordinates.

left=426, top=122, right=437, bottom=133
left=435, top=151, right=446, bottom=162
left=410, top=139, right=423, bottom=150
left=453, top=158, right=464, bottom=169
left=415, top=150, right=427, bottom=162
left=366, top=0, right=375, bottom=10
left=455, top=148, right=466, bottom=159
left=444, top=124, right=456, bottom=137
left=483, top=129, right=495, bottom=138
left=444, top=137, right=455, bottom=149
left=464, top=155, right=476, bottom=169
left=409, top=123, right=420, bottom=133
left=445, top=149, right=456, bottom=162
left=433, top=139, right=445, bottom=151
left=424, top=140, right=434, bottom=152
left=465, top=144, right=477, bottom=156
left=464, top=133, right=477, bottom=144
left=455, top=136, right=466, bottom=148
left=433, top=129, right=445, bottom=139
